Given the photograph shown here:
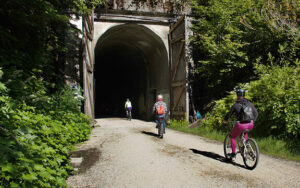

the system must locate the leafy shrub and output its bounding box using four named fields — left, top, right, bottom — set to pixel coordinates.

left=0, top=0, right=104, bottom=186
left=202, top=59, right=300, bottom=153
left=190, top=0, right=299, bottom=111
left=201, top=91, right=238, bottom=132
left=248, top=61, right=300, bottom=152
left=0, top=83, right=91, bottom=187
